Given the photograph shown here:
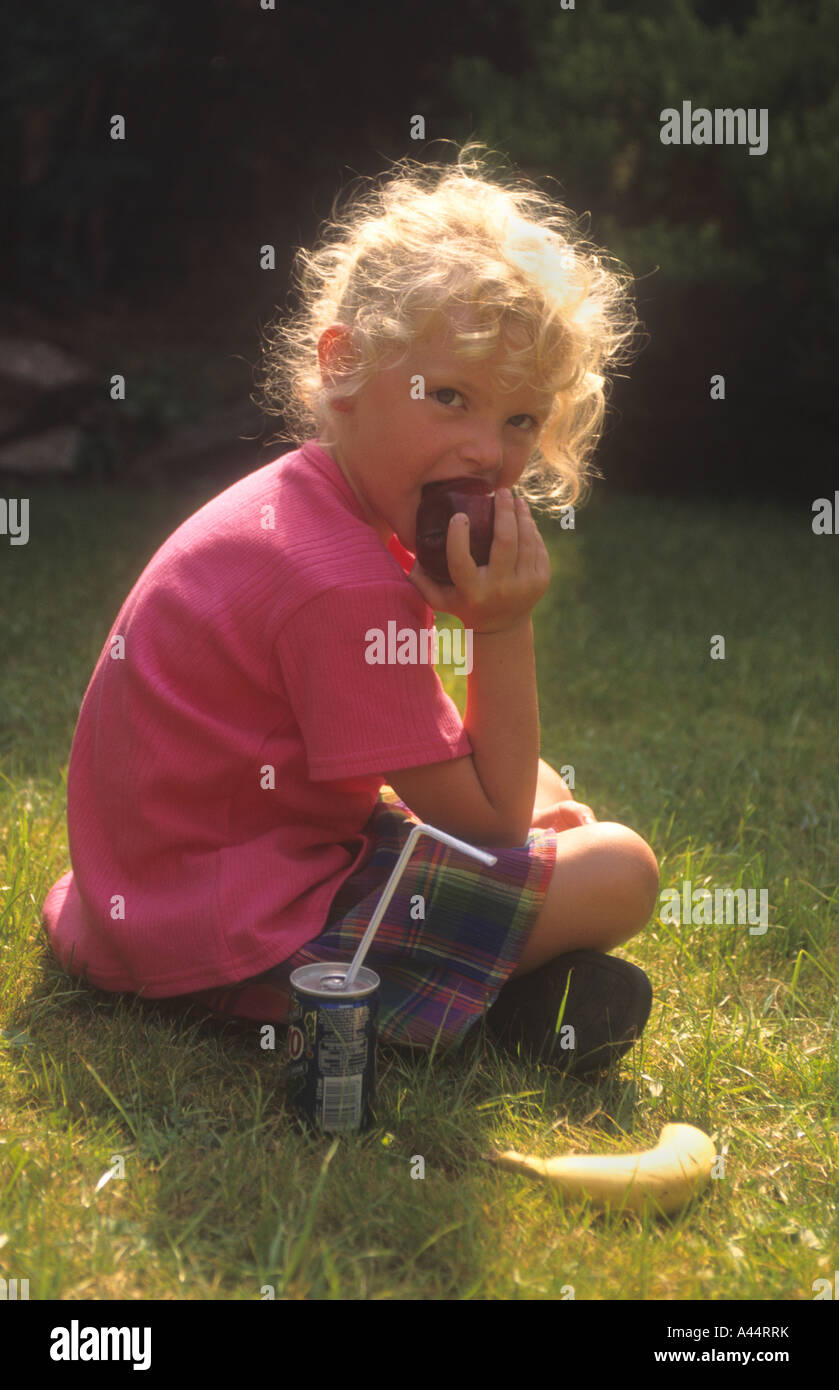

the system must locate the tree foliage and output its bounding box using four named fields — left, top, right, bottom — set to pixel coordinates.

left=447, top=0, right=839, bottom=396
